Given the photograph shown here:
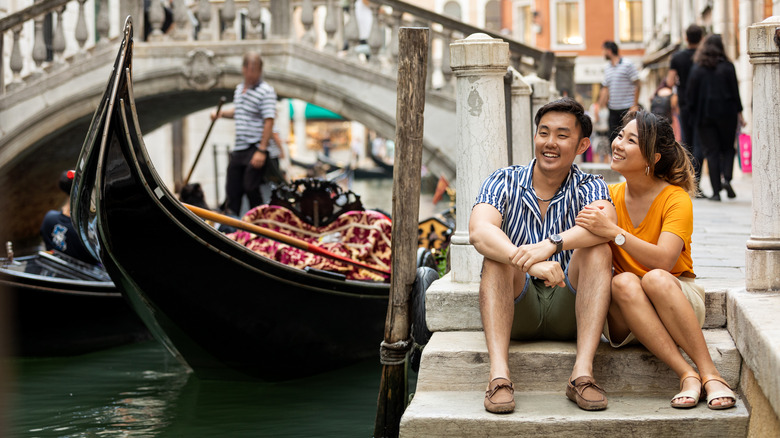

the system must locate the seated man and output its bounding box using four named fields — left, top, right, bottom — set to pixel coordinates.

left=40, top=170, right=99, bottom=265
left=469, top=98, right=616, bottom=413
